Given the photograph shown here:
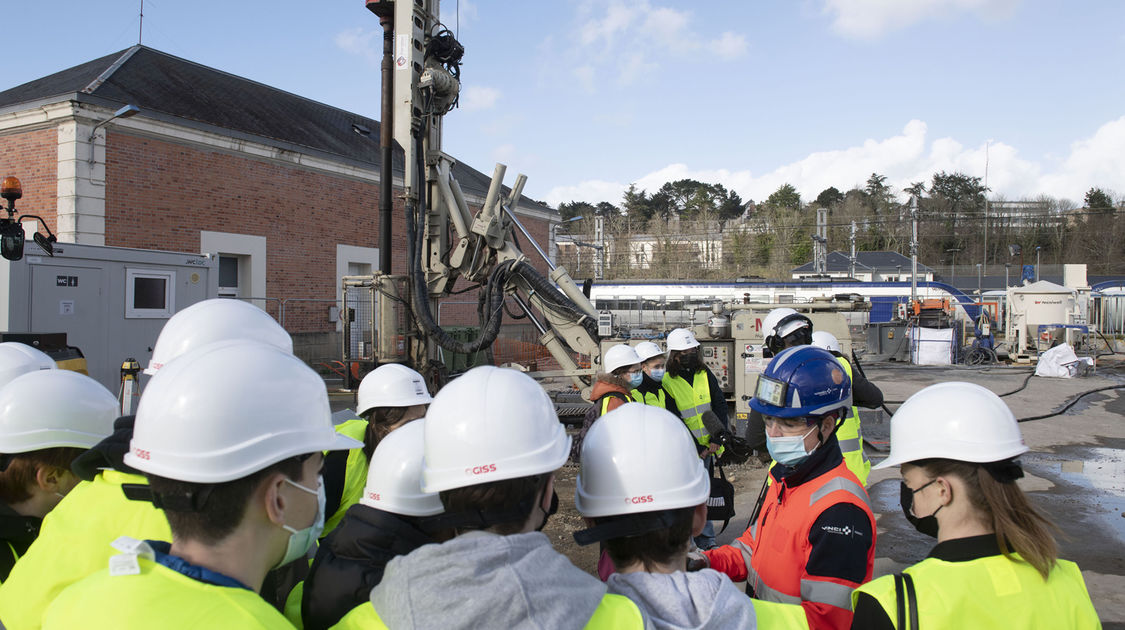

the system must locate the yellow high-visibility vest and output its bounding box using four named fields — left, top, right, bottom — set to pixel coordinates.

left=852, top=552, right=1099, bottom=629
left=328, top=593, right=645, bottom=629
left=42, top=554, right=290, bottom=629
left=834, top=357, right=871, bottom=486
